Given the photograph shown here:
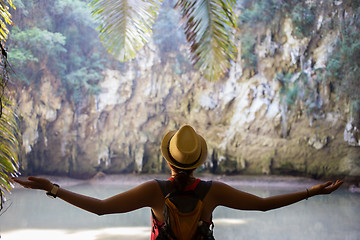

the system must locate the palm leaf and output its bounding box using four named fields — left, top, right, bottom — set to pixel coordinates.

left=0, top=0, right=15, bottom=42
left=175, top=0, right=237, bottom=81
left=0, top=99, right=20, bottom=211
left=89, top=0, right=163, bottom=61
left=0, top=0, right=17, bottom=212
